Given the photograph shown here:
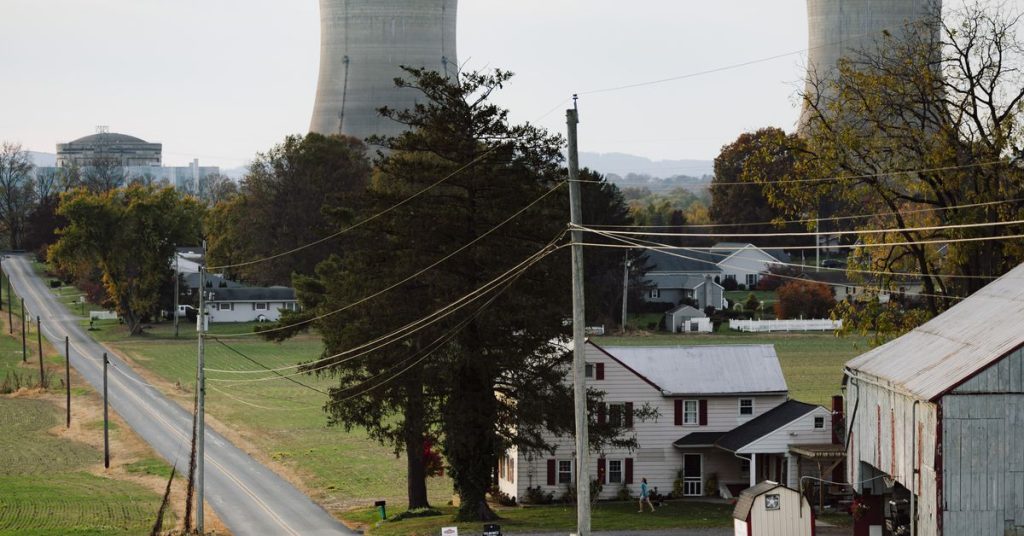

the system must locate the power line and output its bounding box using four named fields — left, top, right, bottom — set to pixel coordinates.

left=209, top=337, right=327, bottom=395
left=207, top=144, right=507, bottom=271
left=574, top=217, right=1024, bottom=240
left=214, top=180, right=566, bottom=340
left=593, top=197, right=1024, bottom=230
left=205, top=236, right=565, bottom=379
